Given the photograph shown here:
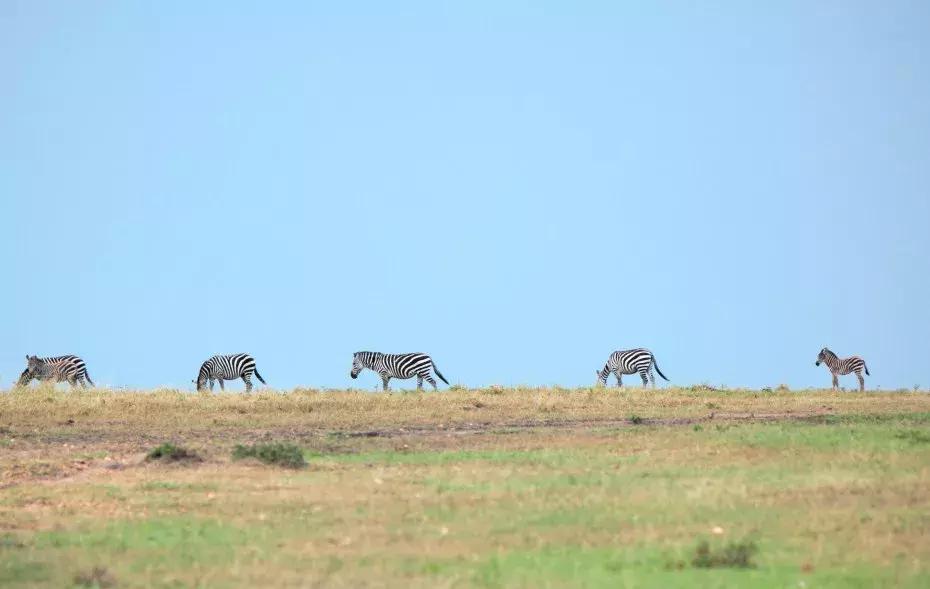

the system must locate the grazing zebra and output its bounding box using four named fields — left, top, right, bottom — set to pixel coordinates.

left=595, top=348, right=668, bottom=388
left=816, top=347, right=869, bottom=392
left=195, top=353, right=266, bottom=392
left=17, top=355, right=94, bottom=388
left=350, top=351, right=449, bottom=391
